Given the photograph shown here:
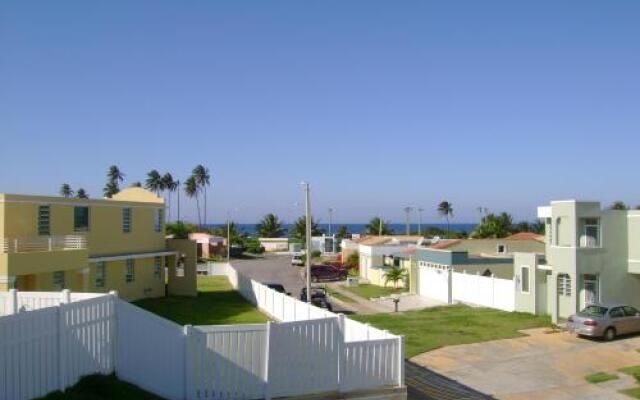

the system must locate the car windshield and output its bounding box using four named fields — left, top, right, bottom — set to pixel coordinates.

left=578, top=305, right=608, bottom=317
